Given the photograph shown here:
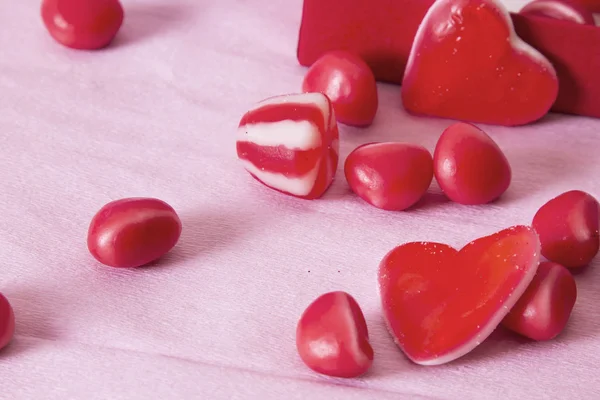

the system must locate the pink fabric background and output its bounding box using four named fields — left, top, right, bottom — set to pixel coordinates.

left=1, top=0, right=599, bottom=398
